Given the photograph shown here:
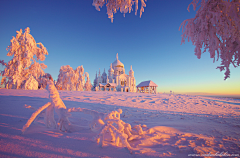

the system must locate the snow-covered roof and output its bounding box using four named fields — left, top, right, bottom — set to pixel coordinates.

left=136, top=80, right=158, bottom=87
left=99, top=83, right=117, bottom=87
left=108, top=83, right=117, bottom=87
